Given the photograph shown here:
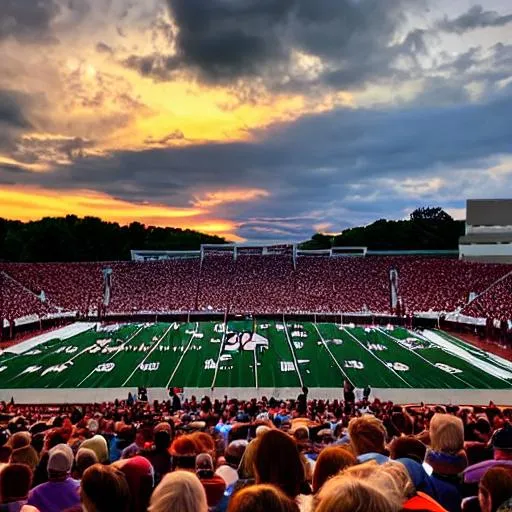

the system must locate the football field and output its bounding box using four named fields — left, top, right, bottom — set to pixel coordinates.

left=1, top=321, right=512, bottom=404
